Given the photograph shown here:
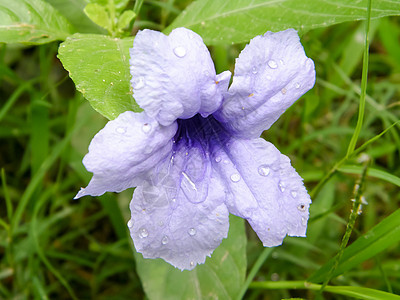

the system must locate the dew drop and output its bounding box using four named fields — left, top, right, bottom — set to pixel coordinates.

left=230, top=173, right=241, bottom=182
left=116, top=127, right=126, bottom=134
left=188, top=228, right=196, bottom=236
left=139, top=228, right=148, bottom=238
left=295, top=82, right=301, bottom=89
left=297, top=204, right=306, bottom=212
left=215, top=156, right=222, bottom=163
left=279, top=59, right=285, bottom=65
left=281, top=88, right=287, bottom=95
left=161, top=236, right=169, bottom=245
left=223, top=160, right=229, bottom=165
left=267, top=59, right=278, bottom=69
left=301, top=217, right=307, bottom=226
left=258, top=164, right=270, bottom=176
left=132, top=77, right=145, bottom=89
left=142, top=123, right=152, bottom=133
left=173, top=46, right=186, bottom=58
left=127, top=220, right=134, bottom=228
left=251, top=66, right=258, bottom=74
left=190, top=261, right=195, bottom=267
left=278, top=181, right=285, bottom=192
left=291, top=190, right=297, bottom=198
